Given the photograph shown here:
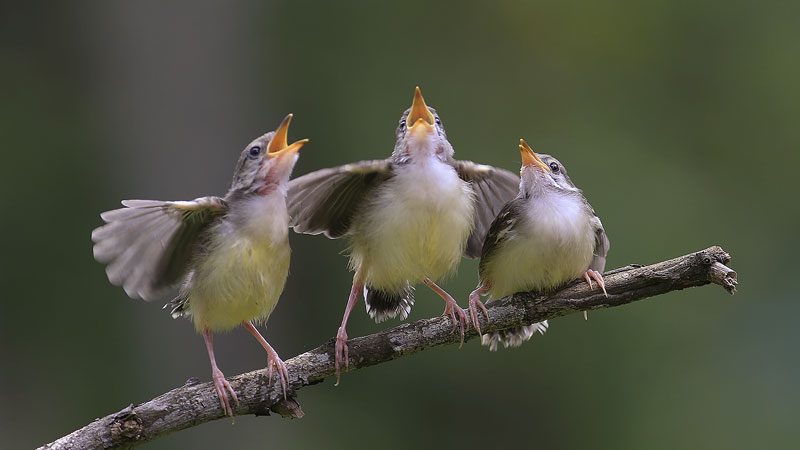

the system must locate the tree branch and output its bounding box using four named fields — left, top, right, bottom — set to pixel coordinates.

left=40, top=246, right=737, bottom=450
